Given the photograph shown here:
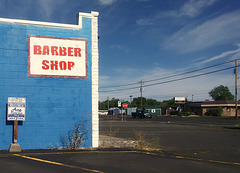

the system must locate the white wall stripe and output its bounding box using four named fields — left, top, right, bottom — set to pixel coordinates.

left=88, top=11, right=99, bottom=148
